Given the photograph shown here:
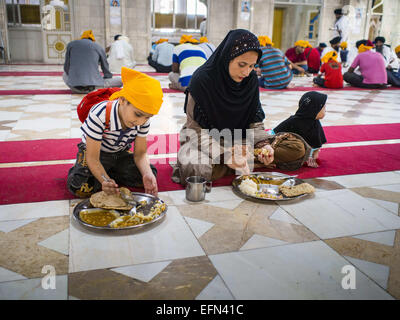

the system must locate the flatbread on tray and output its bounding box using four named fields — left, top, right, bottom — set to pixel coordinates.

left=89, top=187, right=133, bottom=210
left=278, top=183, right=315, bottom=197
